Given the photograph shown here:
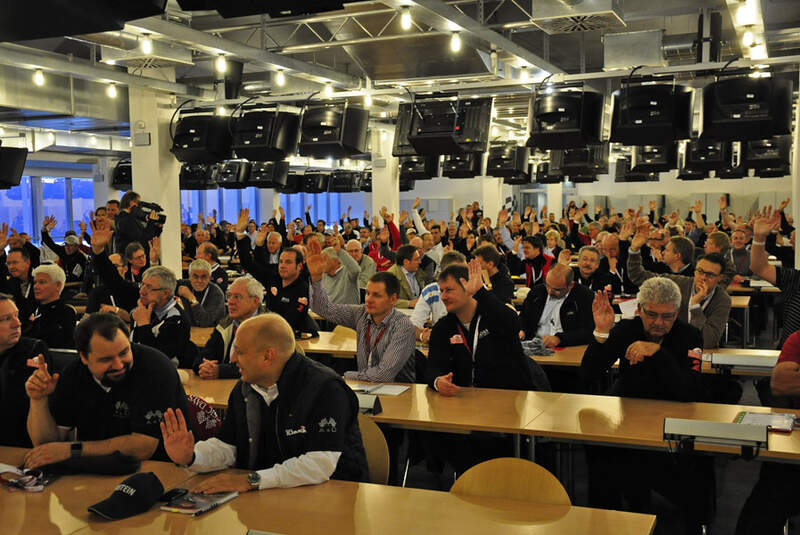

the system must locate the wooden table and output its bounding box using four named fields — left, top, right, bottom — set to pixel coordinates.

left=180, top=369, right=237, bottom=410
left=69, top=478, right=656, bottom=535
left=298, top=331, right=357, bottom=358
left=190, top=326, right=214, bottom=347
left=0, top=446, right=194, bottom=535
